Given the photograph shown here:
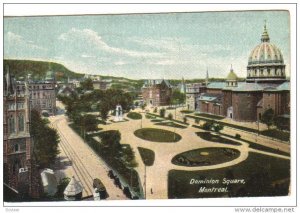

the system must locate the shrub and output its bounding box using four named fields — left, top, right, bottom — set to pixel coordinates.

left=195, top=118, right=200, bottom=124
left=153, top=107, right=158, bottom=113
left=183, top=116, right=187, bottom=123
left=168, top=113, right=173, bottom=120
left=202, top=121, right=213, bottom=130
left=235, top=134, right=241, bottom=139
left=159, top=108, right=166, bottom=118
